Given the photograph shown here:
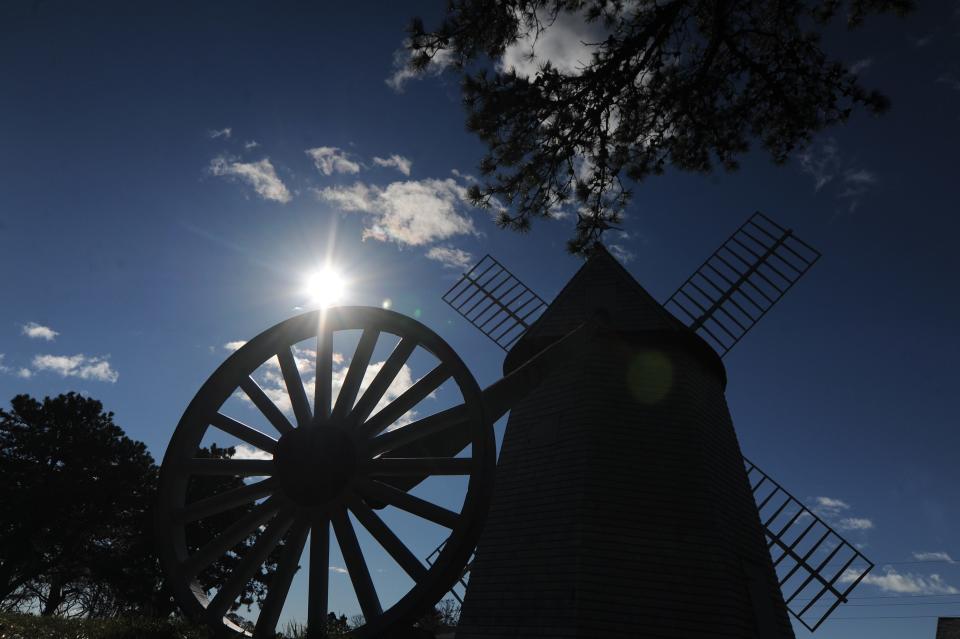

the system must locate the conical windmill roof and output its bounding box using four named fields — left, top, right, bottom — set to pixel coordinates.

left=505, top=244, right=724, bottom=383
